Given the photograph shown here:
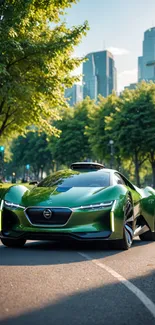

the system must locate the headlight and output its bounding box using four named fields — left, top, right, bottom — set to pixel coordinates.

left=73, top=201, right=114, bottom=211
left=4, top=201, right=25, bottom=209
